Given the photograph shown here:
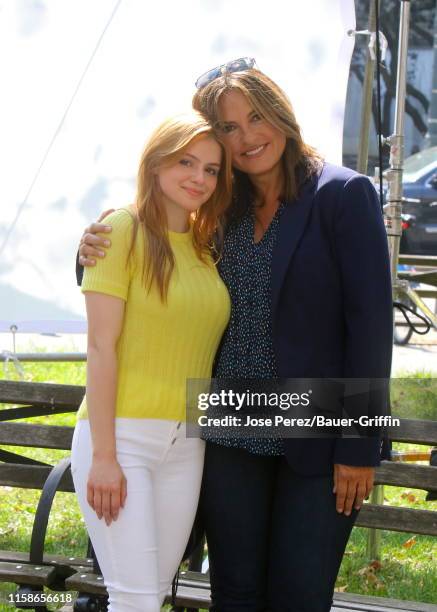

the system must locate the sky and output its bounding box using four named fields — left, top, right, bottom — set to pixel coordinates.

left=0, top=0, right=355, bottom=334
